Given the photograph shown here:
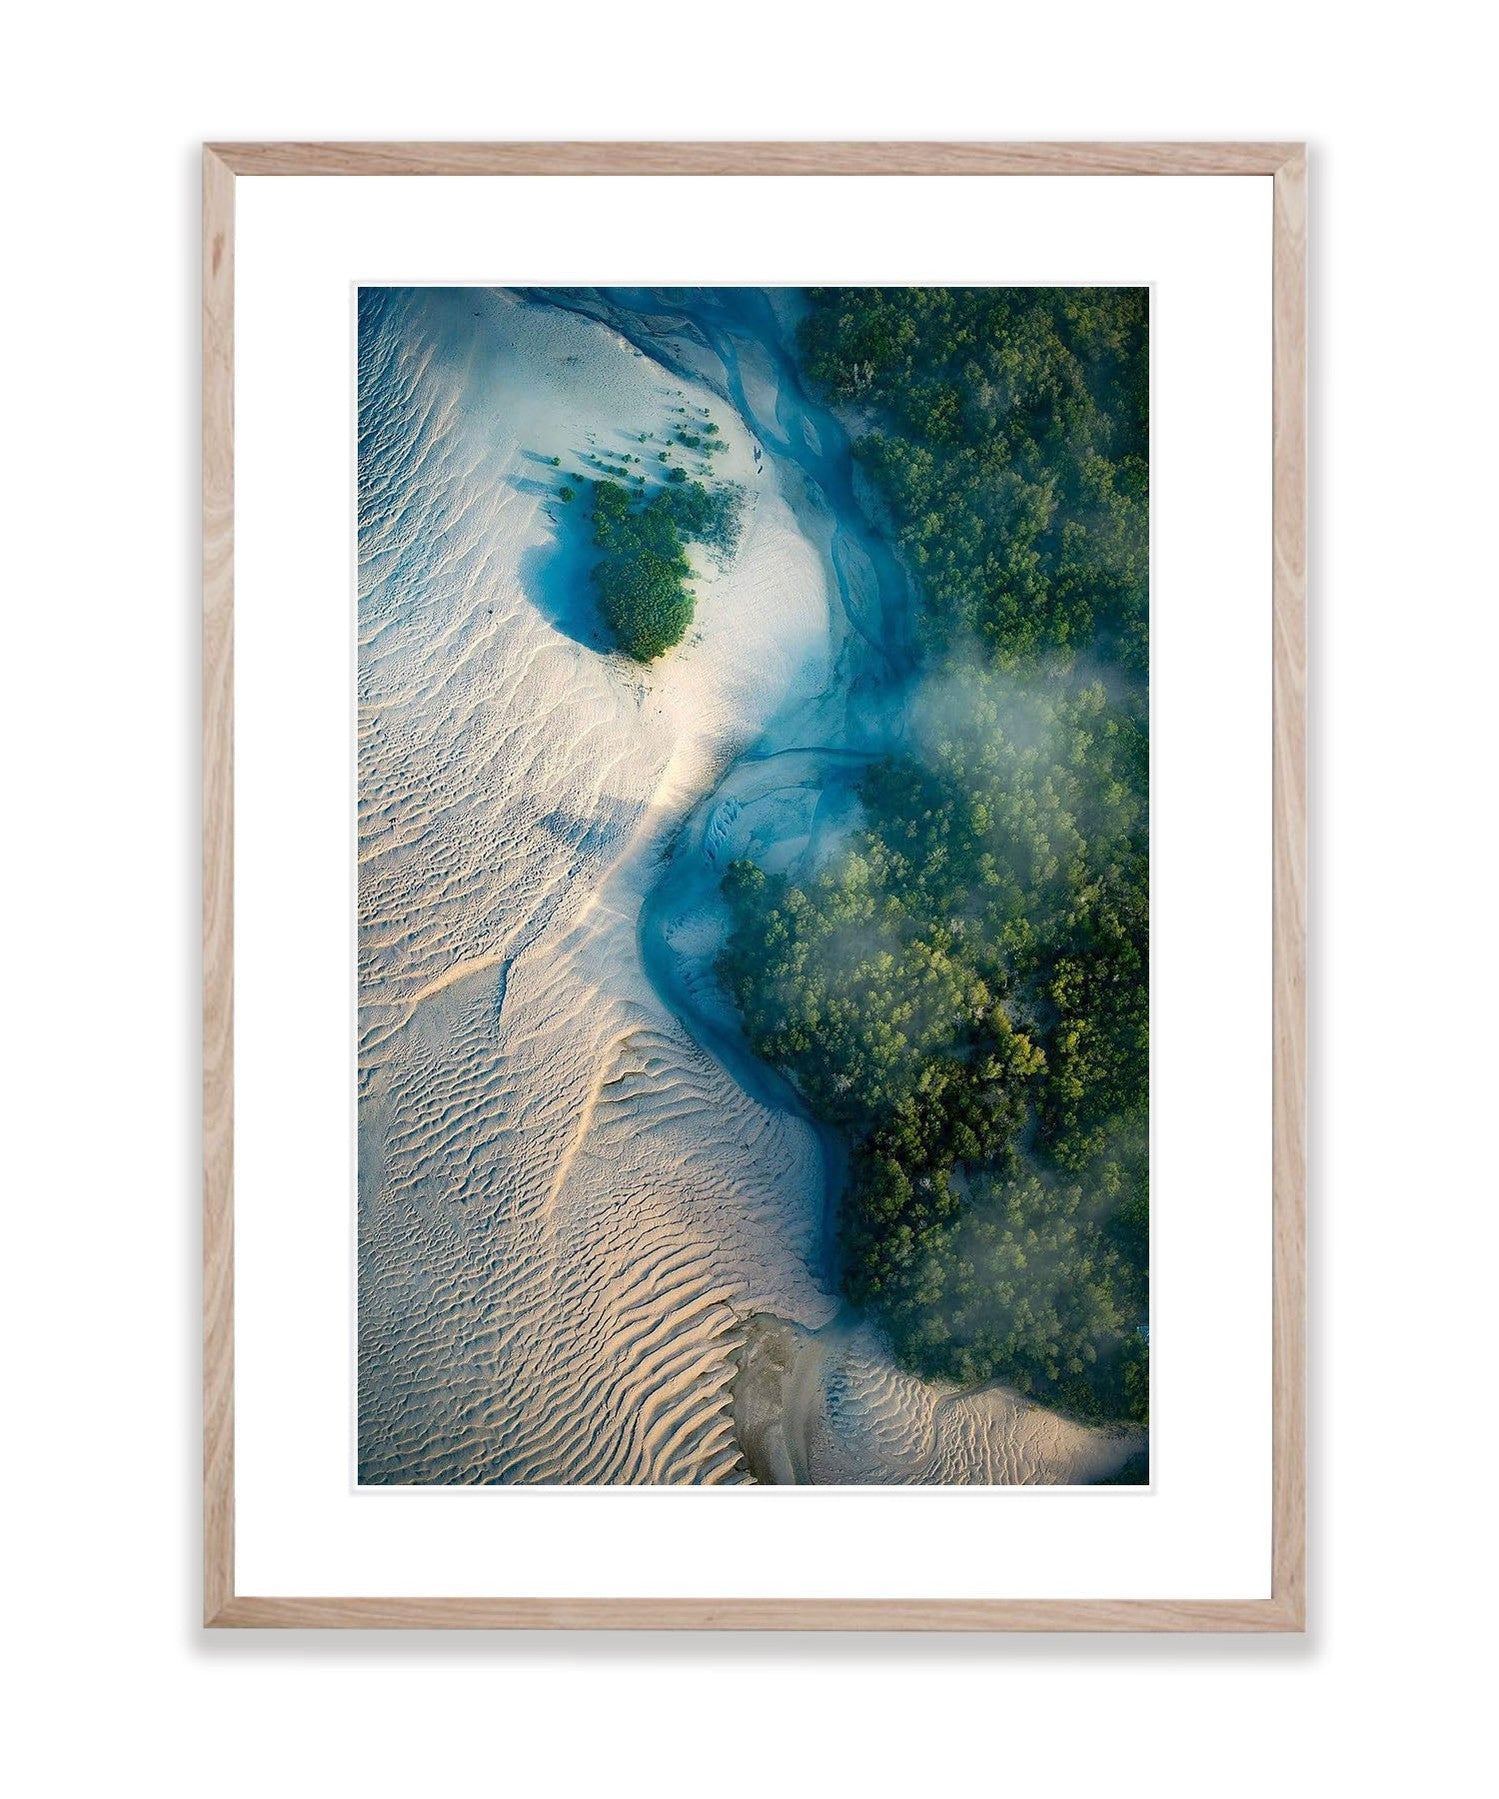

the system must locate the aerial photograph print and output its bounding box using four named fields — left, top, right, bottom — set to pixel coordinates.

left=356, top=286, right=1150, bottom=1486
